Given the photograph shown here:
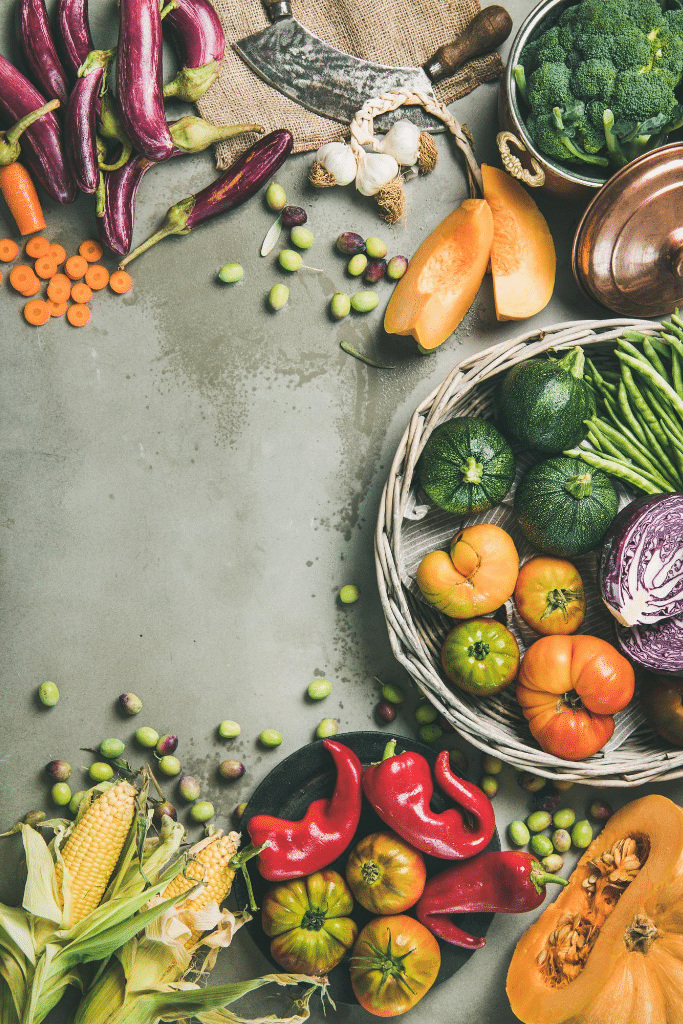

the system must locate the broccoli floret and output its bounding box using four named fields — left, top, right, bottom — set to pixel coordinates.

left=611, top=67, right=677, bottom=122
left=571, top=58, right=617, bottom=101
left=665, top=8, right=683, bottom=38
left=526, top=107, right=609, bottom=166
left=610, top=25, right=653, bottom=70
left=527, top=62, right=573, bottom=116
left=628, top=0, right=665, bottom=34
left=586, top=98, right=610, bottom=128
left=520, top=27, right=568, bottom=74
left=576, top=112, right=610, bottom=152
left=649, top=24, right=683, bottom=82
